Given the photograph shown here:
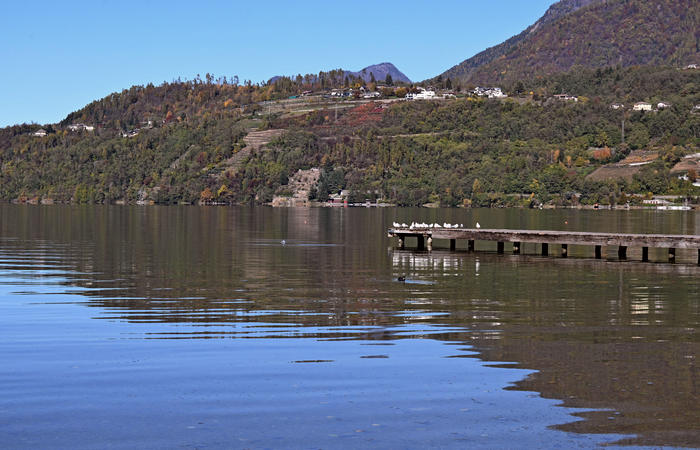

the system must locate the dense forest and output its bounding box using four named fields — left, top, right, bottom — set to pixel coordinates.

left=1, top=65, right=698, bottom=207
